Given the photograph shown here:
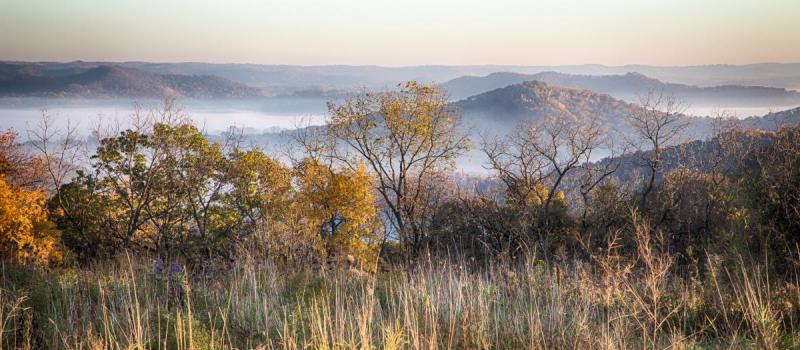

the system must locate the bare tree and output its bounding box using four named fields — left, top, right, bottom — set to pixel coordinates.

left=289, top=119, right=335, bottom=167
left=575, top=143, right=623, bottom=235
left=483, top=113, right=603, bottom=229
left=625, top=92, right=689, bottom=211
left=27, top=112, right=85, bottom=193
